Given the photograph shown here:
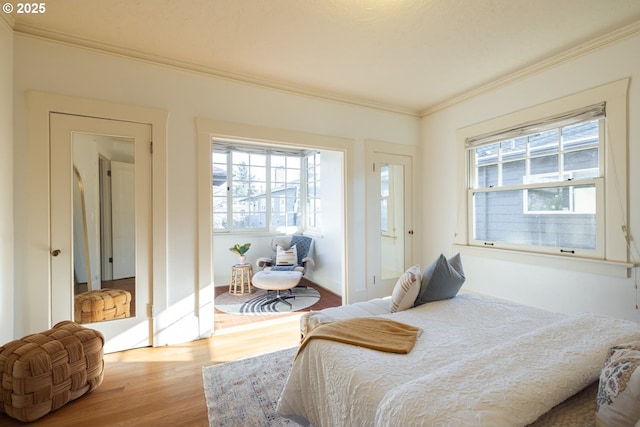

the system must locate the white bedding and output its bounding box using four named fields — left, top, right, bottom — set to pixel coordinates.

left=301, top=297, right=391, bottom=336
left=277, top=294, right=640, bottom=427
